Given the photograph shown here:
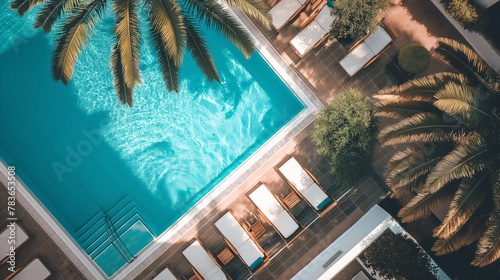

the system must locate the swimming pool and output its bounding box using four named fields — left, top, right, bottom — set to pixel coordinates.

left=0, top=6, right=304, bottom=277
